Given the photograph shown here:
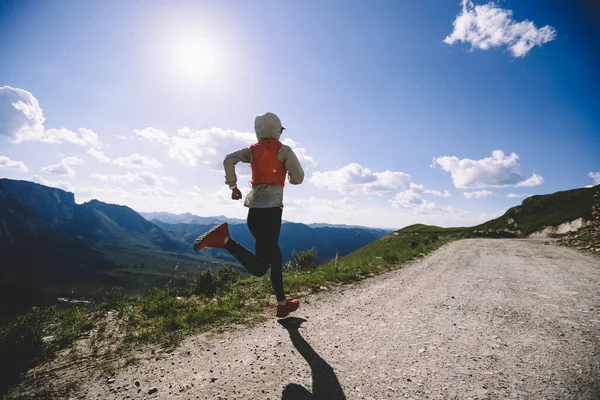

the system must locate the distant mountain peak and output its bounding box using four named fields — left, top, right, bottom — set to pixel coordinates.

left=138, top=211, right=246, bottom=225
